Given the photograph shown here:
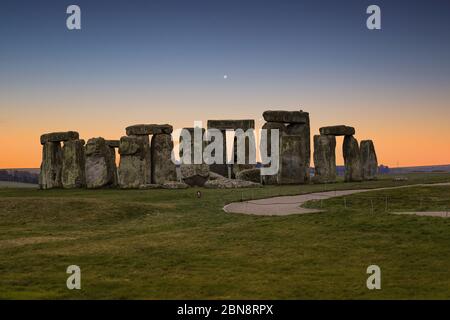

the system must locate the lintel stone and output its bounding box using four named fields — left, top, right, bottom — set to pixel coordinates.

left=40, top=131, right=79, bottom=145
left=105, top=140, right=120, bottom=148
left=126, top=124, right=173, bottom=136
left=319, top=125, right=355, bottom=136
left=262, top=110, right=308, bottom=124
left=207, top=120, right=255, bottom=131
